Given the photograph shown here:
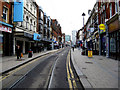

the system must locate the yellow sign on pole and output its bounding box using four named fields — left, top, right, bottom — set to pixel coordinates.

left=88, top=51, right=92, bottom=58
left=99, top=24, right=105, bottom=30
